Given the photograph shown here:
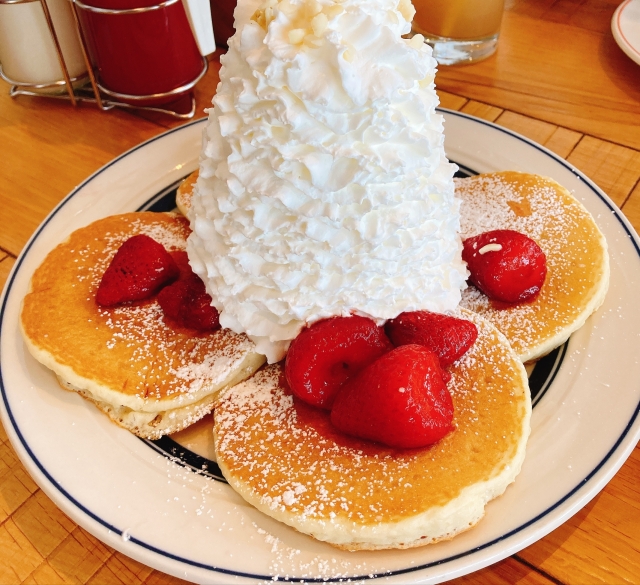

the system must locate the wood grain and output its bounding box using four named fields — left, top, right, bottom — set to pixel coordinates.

left=436, top=0, right=640, bottom=150
left=0, top=54, right=221, bottom=258
left=518, top=445, right=640, bottom=585
left=567, top=137, right=640, bottom=208
left=0, top=96, right=160, bottom=257
left=450, top=555, right=559, bottom=585
left=460, top=100, right=503, bottom=123
left=0, top=257, right=15, bottom=296
left=619, top=180, right=640, bottom=229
